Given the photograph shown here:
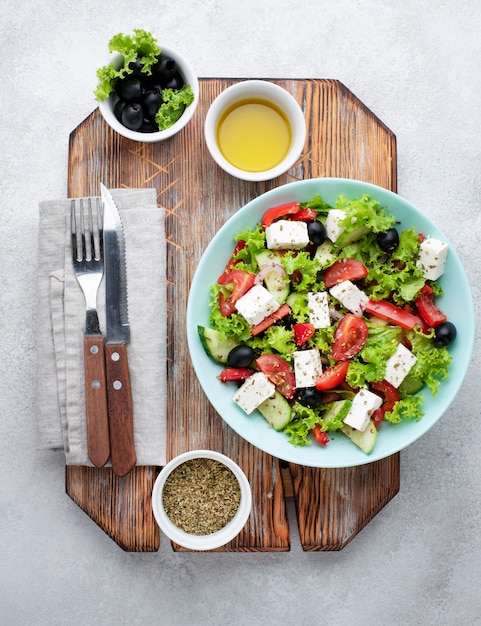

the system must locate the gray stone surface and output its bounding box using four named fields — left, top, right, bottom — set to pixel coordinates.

left=1, top=1, right=480, bottom=624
